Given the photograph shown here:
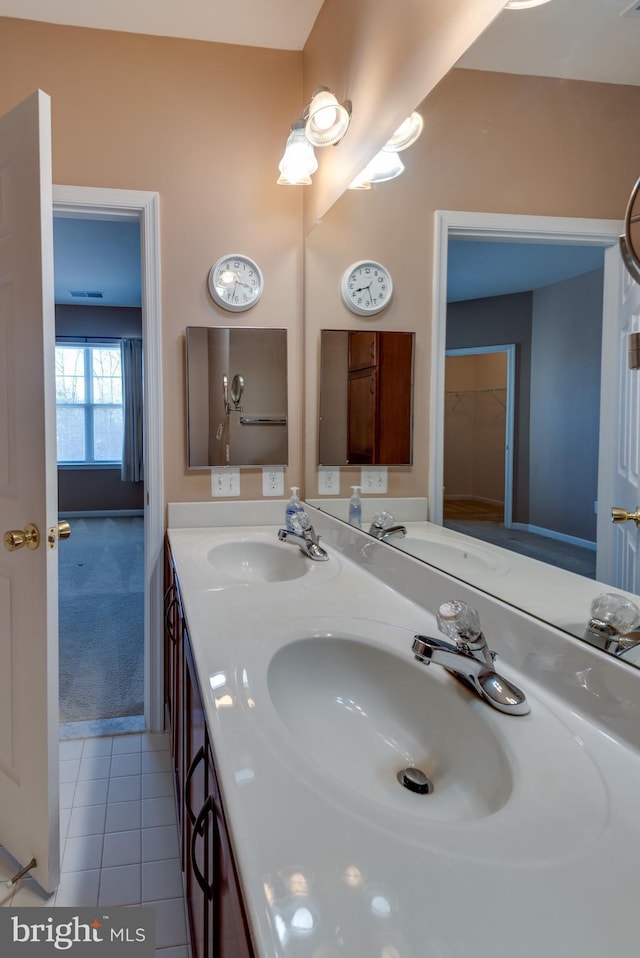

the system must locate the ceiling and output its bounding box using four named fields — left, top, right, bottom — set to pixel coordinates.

left=0, top=0, right=324, bottom=50
left=447, top=241, right=606, bottom=303
left=36, top=0, right=637, bottom=308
